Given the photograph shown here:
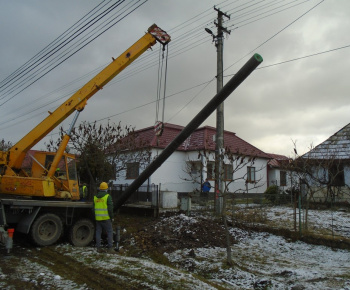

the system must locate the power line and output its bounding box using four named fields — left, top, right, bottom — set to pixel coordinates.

left=0, top=1, right=112, bottom=89
left=2, top=41, right=347, bottom=135
left=223, top=0, right=325, bottom=73
left=0, top=0, right=148, bottom=107
left=0, top=0, right=331, bottom=134
left=223, top=44, right=350, bottom=77
left=0, top=1, right=301, bottom=112
left=0, top=1, right=121, bottom=97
